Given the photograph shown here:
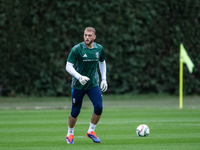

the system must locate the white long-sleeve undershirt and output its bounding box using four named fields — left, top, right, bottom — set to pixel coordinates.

left=66, top=62, right=82, bottom=79
left=66, top=60, right=107, bottom=80
left=99, top=60, right=107, bottom=80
